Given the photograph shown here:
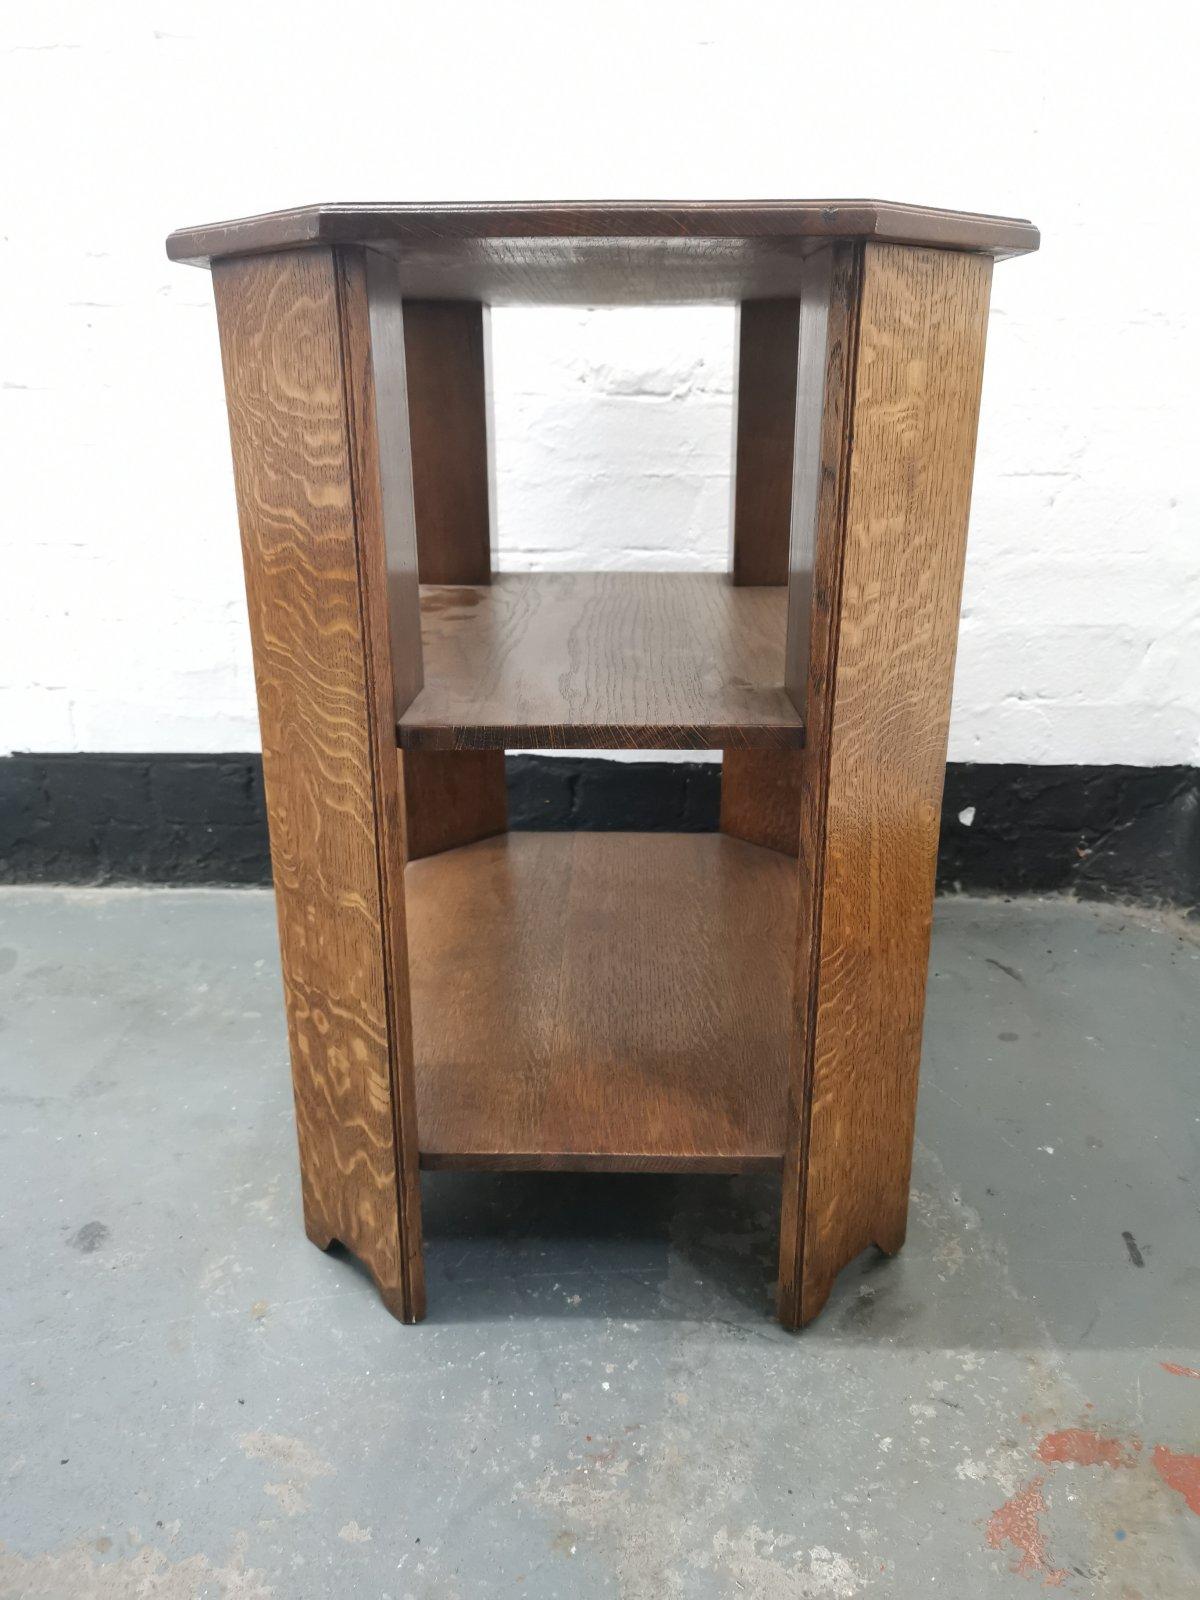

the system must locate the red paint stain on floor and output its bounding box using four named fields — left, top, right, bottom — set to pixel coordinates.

left=1037, top=1428, right=1140, bottom=1470
left=1160, top=1361, right=1200, bottom=1380
left=1152, top=1444, right=1200, bottom=1515
left=986, top=1477, right=1069, bottom=1586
